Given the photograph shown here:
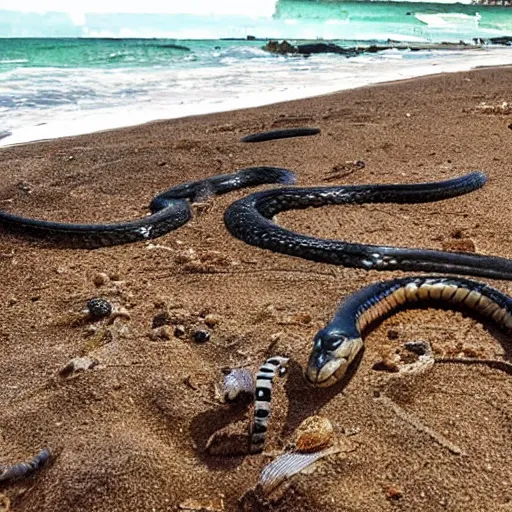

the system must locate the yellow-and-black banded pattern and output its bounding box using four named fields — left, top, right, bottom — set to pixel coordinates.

left=250, top=356, right=289, bottom=454
left=306, top=276, right=512, bottom=387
